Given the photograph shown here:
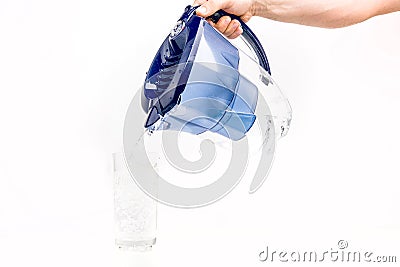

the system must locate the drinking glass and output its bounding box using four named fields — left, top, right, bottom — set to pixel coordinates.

left=113, top=152, right=157, bottom=250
